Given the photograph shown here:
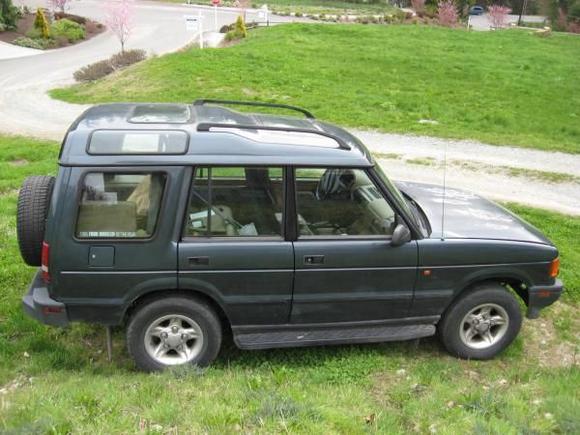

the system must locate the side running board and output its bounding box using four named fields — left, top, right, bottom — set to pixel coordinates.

left=234, top=324, right=436, bottom=350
